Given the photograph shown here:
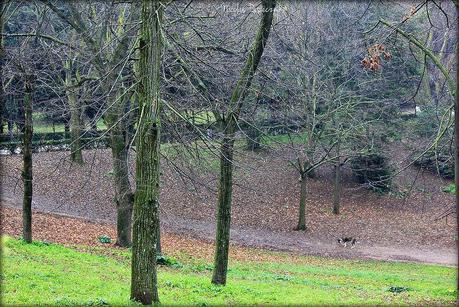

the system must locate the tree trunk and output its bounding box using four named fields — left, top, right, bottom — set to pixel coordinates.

left=212, top=132, right=235, bottom=285
left=69, top=100, right=83, bottom=164
left=44, top=0, right=139, bottom=250
left=333, top=162, right=341, bottom=215
left=333, top=143, right=341, bottom=215
left=295, top=174, right=307, bottom=231
left=212, top=0, right=276, bottom=286
left=130, top=0, right=163, bottom=304
left=104, top=88, right=135, bottom=248
left=64, top=122, right=70, bottom=138
left=22, top=76, right=34, bottom=243
left=65, top=64, right=84, bottom=165
left=156, top=221, right=162, bottom=256
left=111, top=130, right=133, bottom=247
